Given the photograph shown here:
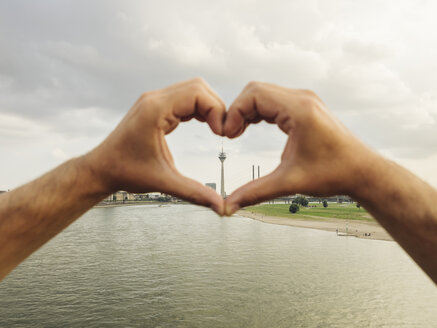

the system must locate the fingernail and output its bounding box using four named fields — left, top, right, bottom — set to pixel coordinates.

left=211, top=203, right=224, bottom=216
left=223, top=120, right=236, bottom=138
left=225, top=203, right=240, bottom=216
